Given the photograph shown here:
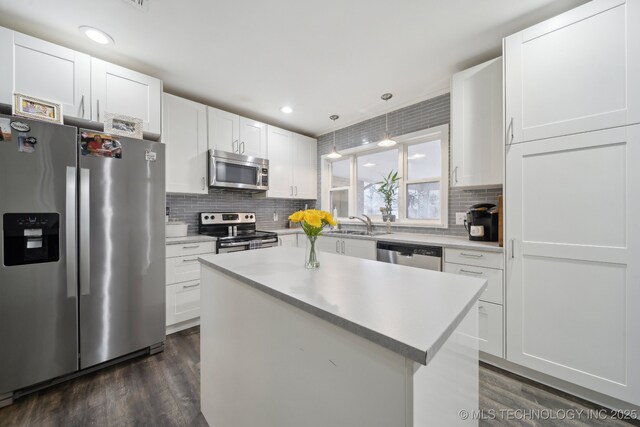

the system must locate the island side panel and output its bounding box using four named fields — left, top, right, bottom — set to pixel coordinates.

left=200, top=265, right=409, bottom=427
left=411, top=303, right=479, bottom=426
